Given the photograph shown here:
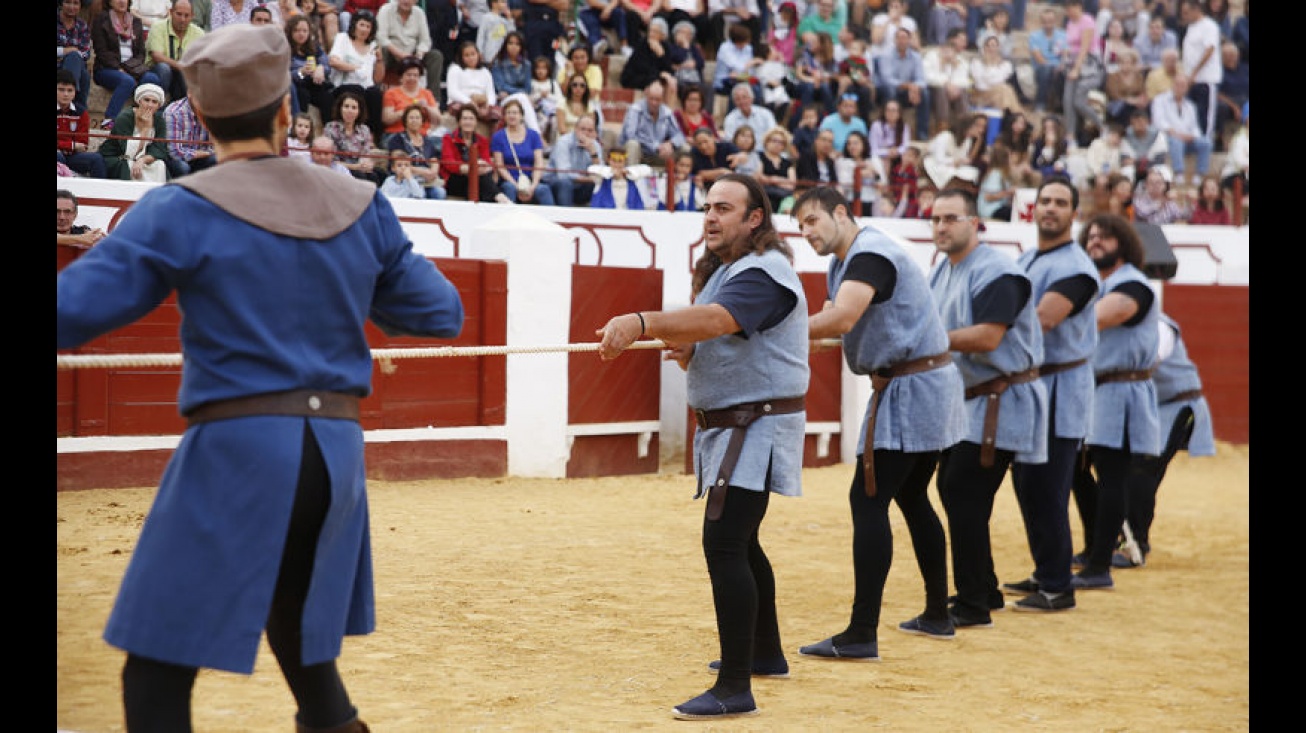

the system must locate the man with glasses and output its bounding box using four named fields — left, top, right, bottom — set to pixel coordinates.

left=57, top=189, right=105, bottom=248
left=927, top=188, right=1048, bottom=629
